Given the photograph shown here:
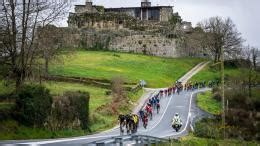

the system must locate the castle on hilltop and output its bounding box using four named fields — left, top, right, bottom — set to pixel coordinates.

left=68, top=0, right=175, bottom=29
left=45, top=0, right=193, bottom=58
left=74, top=0, right=173, bottom=21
